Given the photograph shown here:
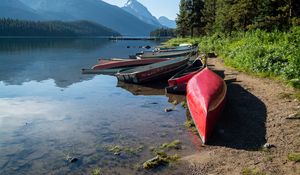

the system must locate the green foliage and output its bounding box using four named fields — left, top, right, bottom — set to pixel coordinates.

left=91, top=167, right=102, bottom=175
left=160, top=140, right=181, bottom=149
left=106, top=144, right=144, bottom=155
left=242, top=168, right=267, bottom=175
left=0, top=18, right=120, bottom=37
left=167, top=27, right=300, bottom=89
left=288, top=152, right=300, bottom=162
left=177, top=0, right=300, bottom=35
left=142, top=152, right=180, bottom=169
left=150, top=28, right=176, bottom=37
left=184, top=120, right=198, bottom=134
